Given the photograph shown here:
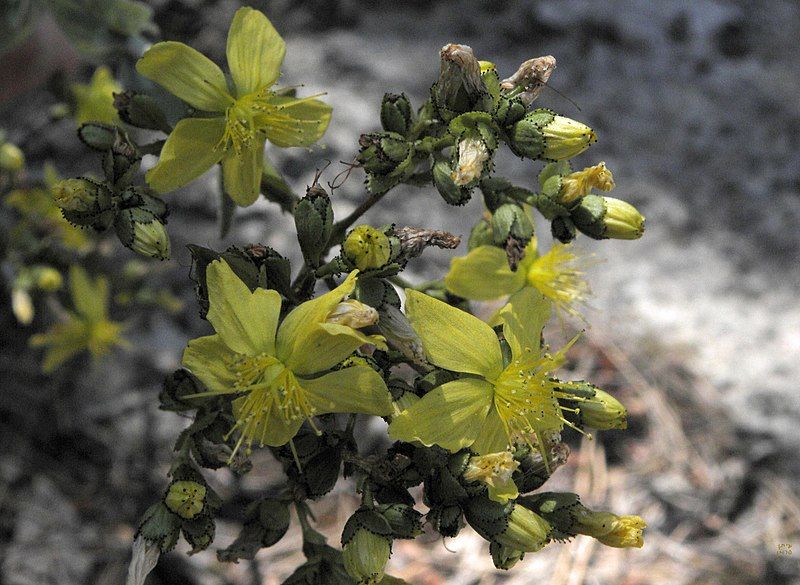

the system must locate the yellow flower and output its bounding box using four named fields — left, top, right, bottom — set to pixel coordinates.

left=165, top=481, right=206, bottom=520
left=136, top=7, right=332, bottom=206
left=343, top=225, right=392, bottom=271
left=182, top=260, right=392, bottom=455
left=388, top=287, right=580, bottom=456
left=444, top=238, right=592, bottom=319
left=71, top=66, right=122, bottom=126
left=30, top=265, right=127, bottom=373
